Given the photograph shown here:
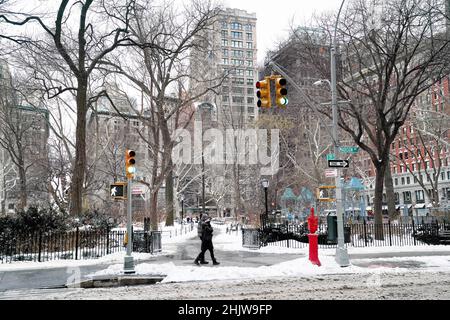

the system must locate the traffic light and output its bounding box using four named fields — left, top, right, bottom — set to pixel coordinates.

left=256, top=77, right=271, bottom=108
left=275, top=77, right=288, bottom=107
left=125, top=149, right=136, bottom=179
